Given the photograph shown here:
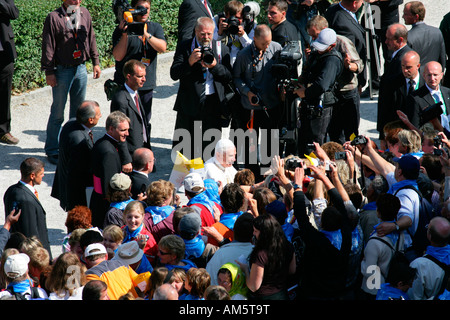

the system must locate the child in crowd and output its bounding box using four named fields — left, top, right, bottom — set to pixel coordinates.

left=179, top=268, right=211, bottom=300
left=102, top=224, right=124, bottom=260
left=122, top=201, right=158, bottom=265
